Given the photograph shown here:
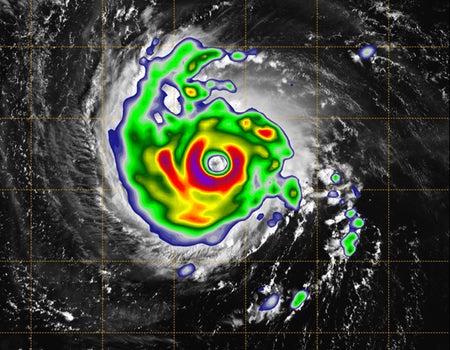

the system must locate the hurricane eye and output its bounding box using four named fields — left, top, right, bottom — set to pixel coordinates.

left=207, top=154, right=228, bottom=173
